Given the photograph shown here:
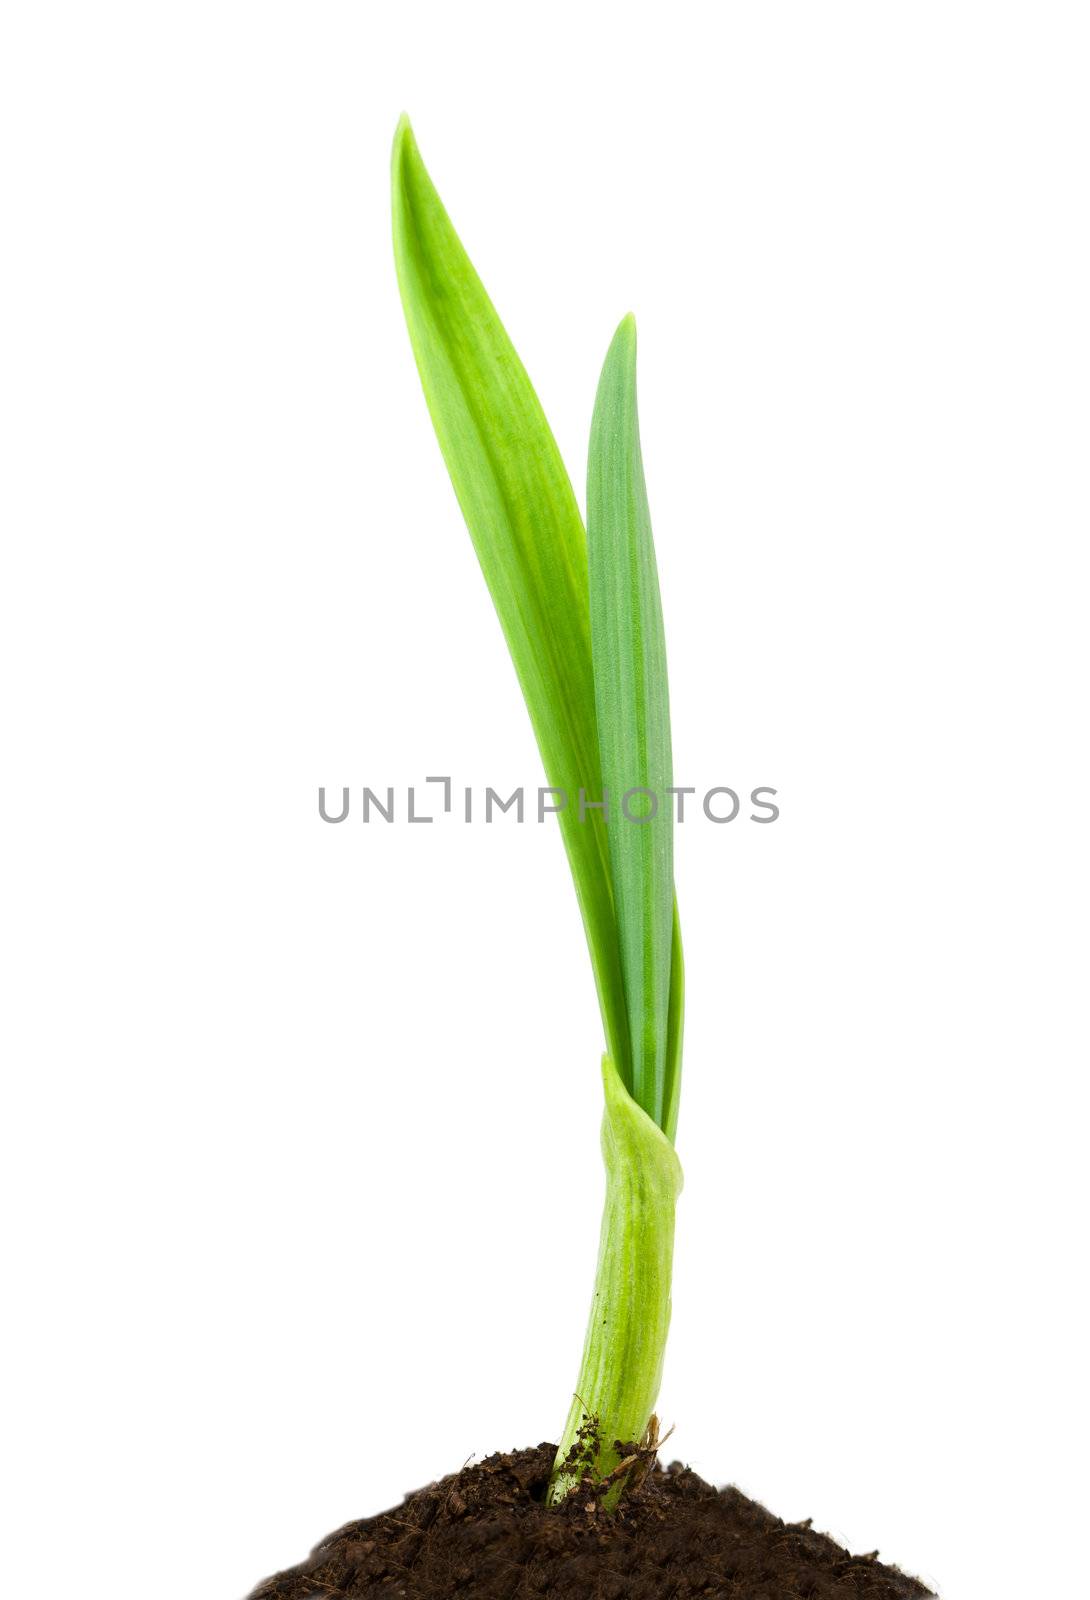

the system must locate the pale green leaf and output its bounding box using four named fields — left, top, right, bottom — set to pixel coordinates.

left=390, top=118, right=631, bottom=1081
